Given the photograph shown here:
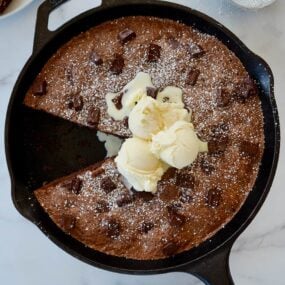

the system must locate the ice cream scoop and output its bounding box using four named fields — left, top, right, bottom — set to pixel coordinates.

left=128, top=95, right=190, bottom=140
left=115, top=137, right=168, bottom=193
left=151, top=121, right=208, bottom=169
